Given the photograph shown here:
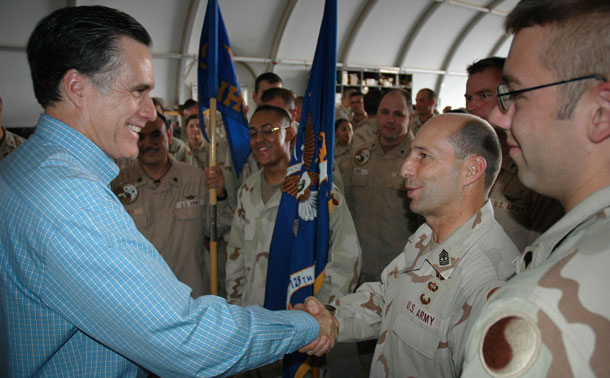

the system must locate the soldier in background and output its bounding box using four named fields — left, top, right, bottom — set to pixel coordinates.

left=226, top=105, right=361, bottom=308
left=465, top=56, right=563, bottom=251
left=306, top=114, right=519, bottom=377
left=336, top=88, right=355, bottom=122
left=462, top=1, right=610, bottom=376
left=112, top=113, right=233, bottom=298
left=0, top=96, right=25, bottom=160
left=409, top=88, right=437, bottom=135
